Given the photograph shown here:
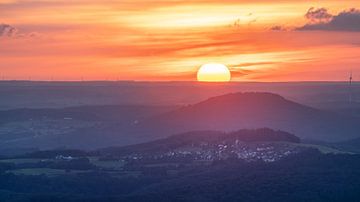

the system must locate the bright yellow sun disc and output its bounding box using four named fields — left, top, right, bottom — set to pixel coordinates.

left=197, top=63, right=231, bottom=82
